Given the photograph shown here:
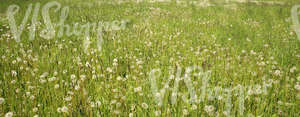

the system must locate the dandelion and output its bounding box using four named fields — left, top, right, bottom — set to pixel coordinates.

left=54, top=84, right=59, bottom=89
left=131, top=104, right=135, bottom=111
left=134, top=87, right=142, bottom=92
left=117, top=76, right=122, bottom=81
left=48, top=77, right=56, bottom=82
left=64, top=96, right=72, bottom=101
left=204, top=105, right=215, bottom=113
left=11, top=70, right=17, bottom=77
left=106, top=67, right=113, bottom=73
left=5, top=112, right=13, bottom=117
left=182, top=109, right=189, bottom=115
left=95, top=101, right=101, bottom=107
left=40, top=72, right=48, bottom=78
left=57, top=107, right=61, bottom=113
left=61, top=106, right=68, bottom=113
left=191, top=104, right=197, bottom=110
left=70, top=74, right=76, bottom=80
left=294, top=84, right=300, bottom=91
left=155, top=110, right=161, bottom=116
left=75, top=85, right=80, bottom=90
left=274, top=70, right=281, bottom=76
left=129, top=113, right=133, bottom=117
left=110, top=100, right=117, bottom=104
left=32, top=107, right=38, bottom=112
left=141, top=102, right=148, bottom=109
left=290, top=66, right=297, bottom=73
left=0, top=97, right=4, bottom=104
left=113, top=110, right=120, bottom=115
